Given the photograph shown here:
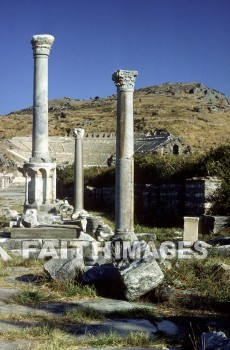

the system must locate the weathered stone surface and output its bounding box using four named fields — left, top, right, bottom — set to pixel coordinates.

left=119, top=258, right=164, bottom=301
left=0, top=288, right=20, bottom=304
left=75, top=318, right=157, bottom=337
left=183, top=216, right=201, bottom=244
left=0, top=340, right=36, bottom=350
left=21, top=209, right=39, bottom=228
left=86, top=215, right=102, bottom=235
left=44, top=257, right=84, bottom=280
left=95, top=224, right=114, bottom=242
left=203, top=215, right=230, bottom=234
left=155, top=320, right=179, bottom=336
left=67, top=298, right=137, bottom=314
left=201, top=331, right=230, bottom=350
left=77, top=231, right=96, bottom=241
